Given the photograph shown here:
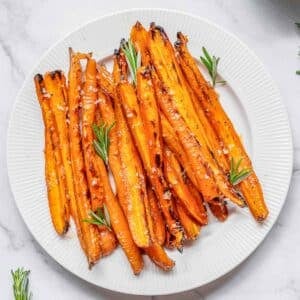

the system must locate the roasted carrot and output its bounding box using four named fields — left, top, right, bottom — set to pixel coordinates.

left=81, top=57, right=117, bottom=253
left=34, top=75, right=69, bottom=235
left=163, top=148, right=208, bottom=225
left=81, top=57, right=105, bottom=211
left=146, top=187, right=166, bottom=245
left=43, top=71, right=82, bottom=246
left=114, top=90, right=150, bottom=248
left=130, top=21, right=151, bottom=66
left=66, top=54, right=106, bottom=265
left=152, top=71, right=220, bottom=203
left=148, top=24, right=244, bottom=207
left=144, top=243, right=175, bottom=271
left=175, top=33, right=268, bottom=221
left=137, top=67, right=163, bottom=171
left=117, top=81, right=183, bottom=250
left=176, top=201, right=201, bottom=240
left=97, top=68, right=145, bottom=274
